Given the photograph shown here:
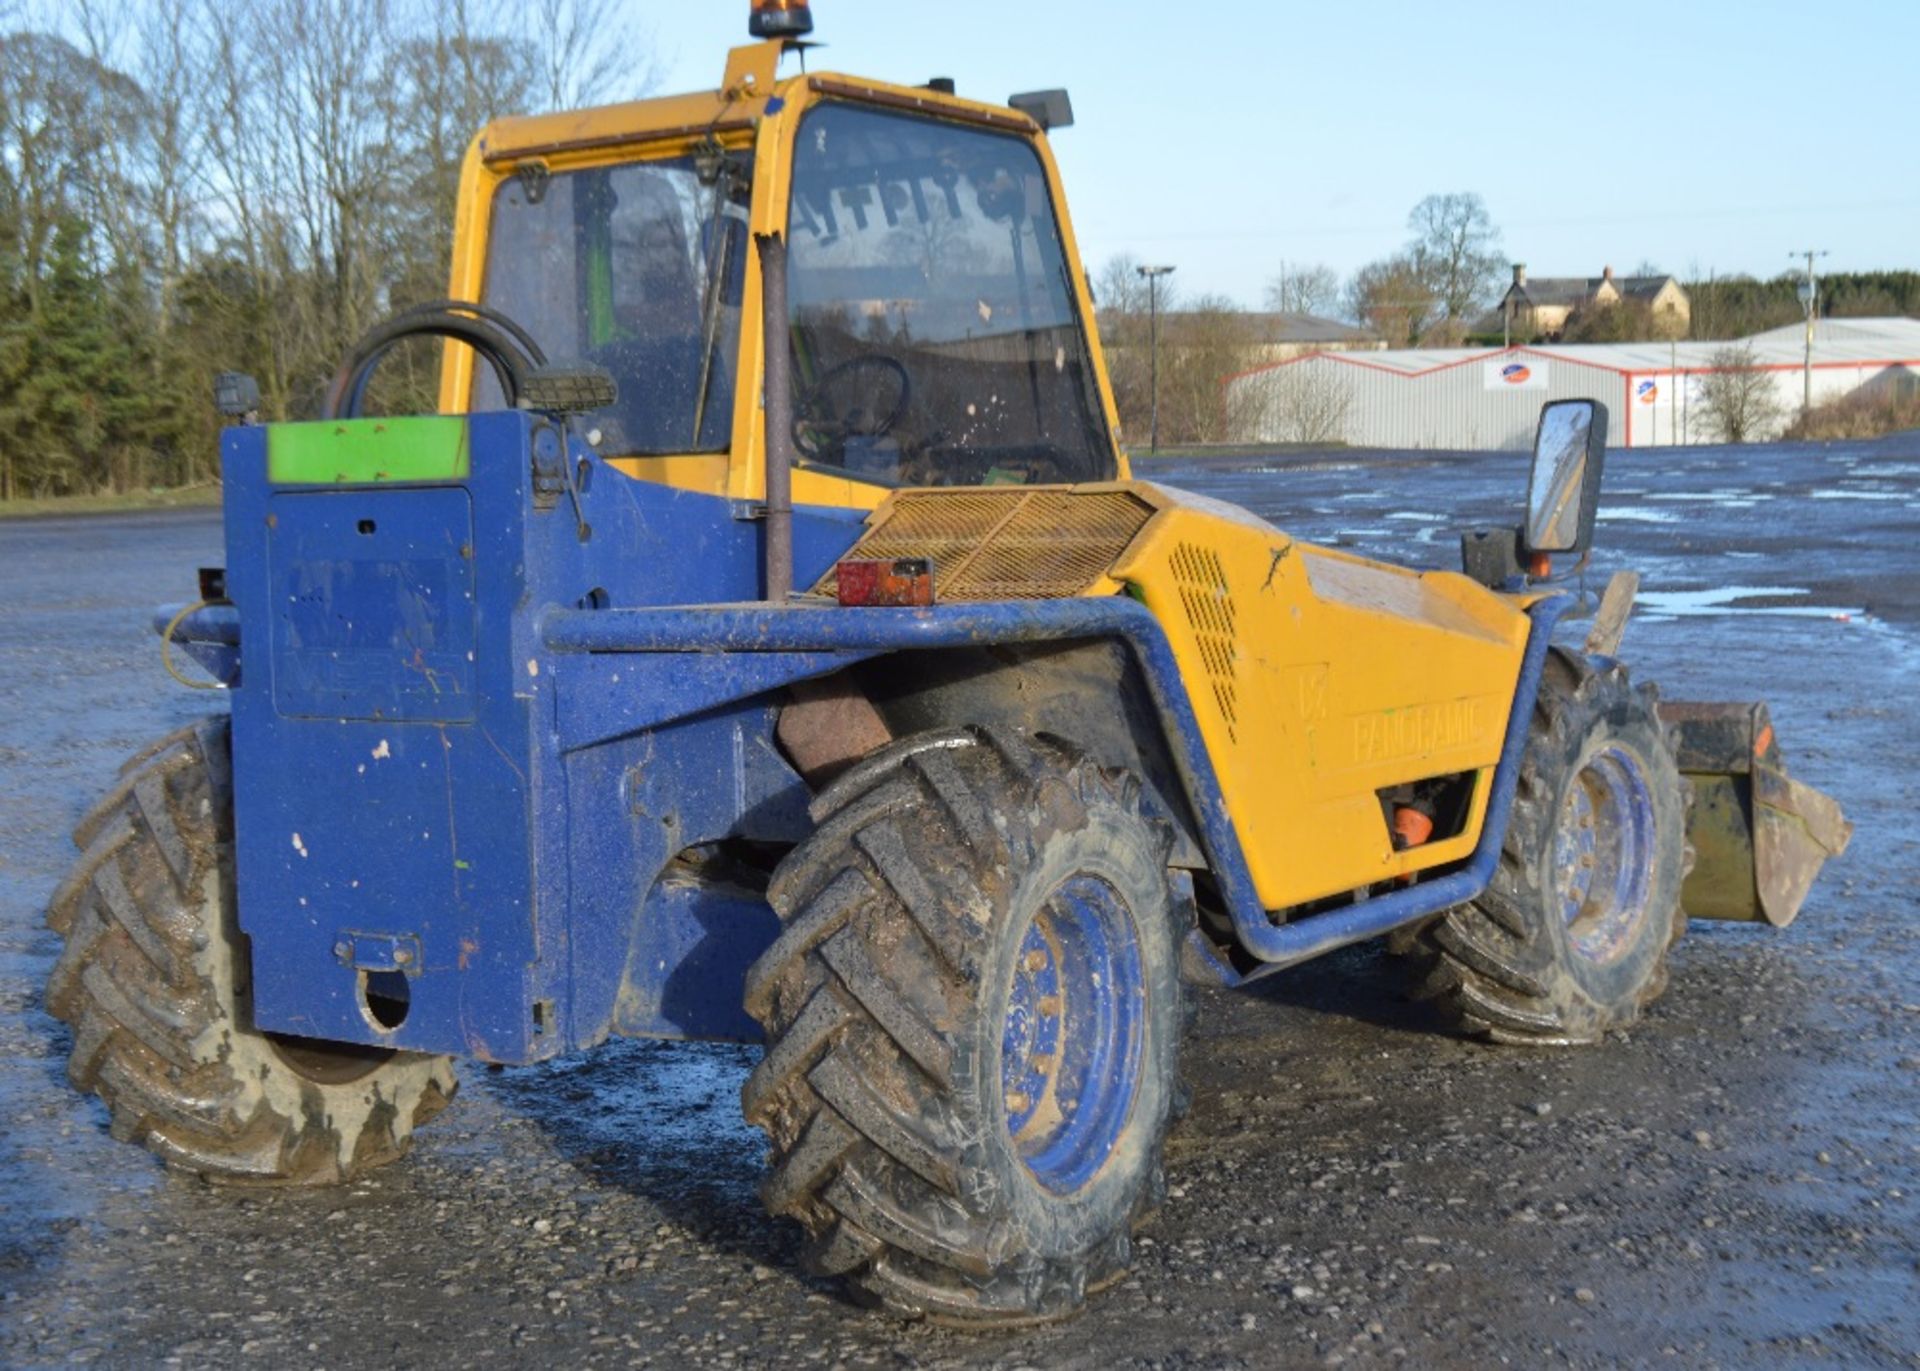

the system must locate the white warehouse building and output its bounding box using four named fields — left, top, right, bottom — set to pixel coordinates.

left=1224, top=317, right=1920, bottom=450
